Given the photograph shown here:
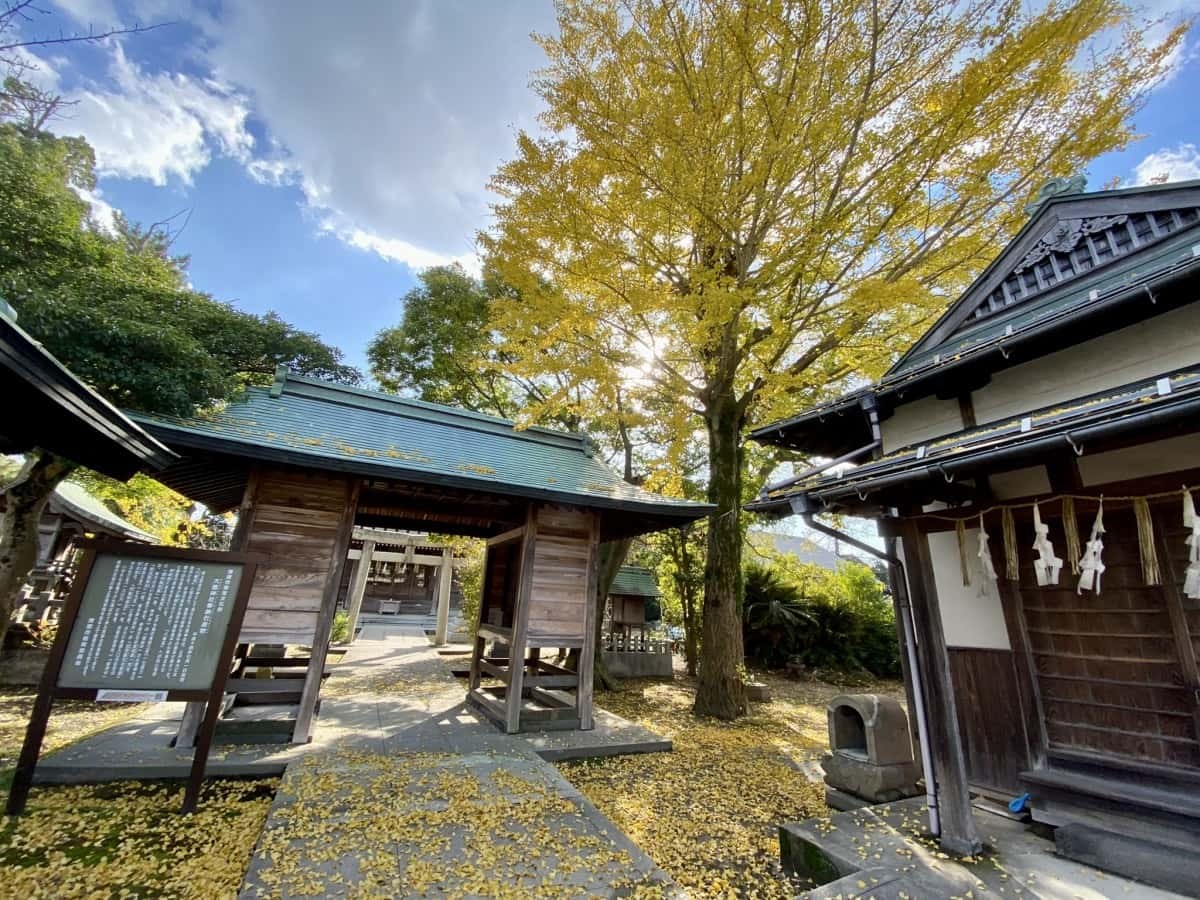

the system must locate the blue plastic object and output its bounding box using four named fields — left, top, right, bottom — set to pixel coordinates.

left=1008, top=792, right=1030, bottom=814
